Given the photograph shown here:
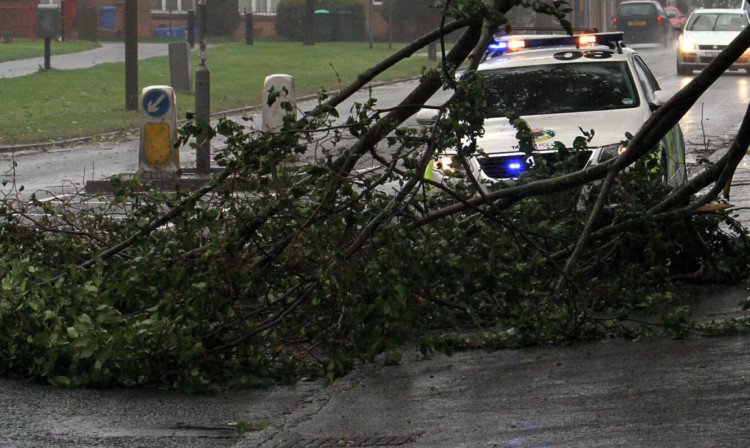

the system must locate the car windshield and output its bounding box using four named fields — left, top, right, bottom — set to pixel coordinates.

left=619, top=3, right=658, bottom=16
left=687, top=13, right=748, bottom=31
left=480, top=61, right=639, bottom=117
